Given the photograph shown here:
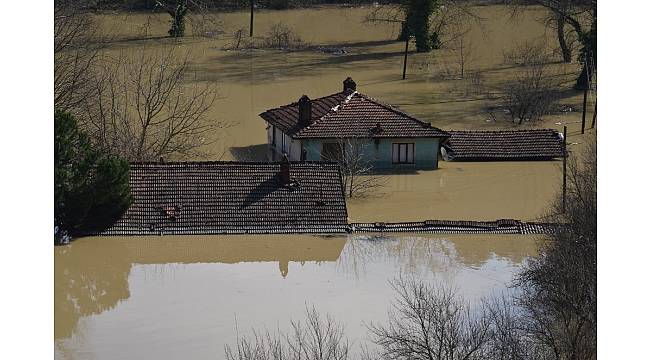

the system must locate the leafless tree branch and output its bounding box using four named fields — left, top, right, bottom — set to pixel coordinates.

left=81, top=46, right=231, bottom=161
